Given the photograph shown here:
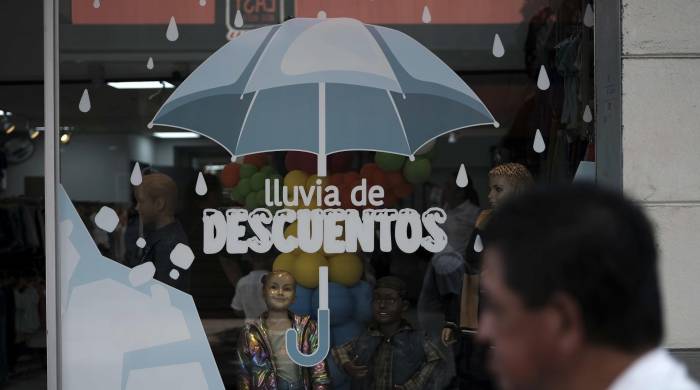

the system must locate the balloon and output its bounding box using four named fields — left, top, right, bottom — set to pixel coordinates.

left=293, top=252, right=329, bottom=289
left=284, top=170, right=309, bottom=189
left=360, top=163, right=380, bottom=179
left=289, top=285, right=313, bottom=316
left=259, top=165, right=276, bottom=177
left=245, top=192, right=258, bottom=209
left=384, top=192, right=398, bottom=207
left=328, top=253, right=364, bottom=287
left=393, top=182, right=414, bottom=199
left=343, top=172, right=362, bottom=188
left=328, top=152, right=354, bottom=174
left=325, top=346, right=349, bottom=388
left=328, top=173, right=344, bottom=188
left=236, top=178, right=252, bottom=196
left=240, top=163, right=258, bottom=179
left=385, top=171, right=406, bottom=188
left=403, top=157, right=431, bottom=185
left=220, top=163, right=241, bottom=188
left=312, top=282, right=353, bottom=326
left=230, top=186, right=245, bottom=204
left=273, top=252, right=297, bottom=274
left=255, top=190, right=266, bottom=207
left=250, top=172, right=266, bottom=191
left=368, top=168, right=387, bottom=189
left=350, top=281, right=374, bottom=323
left=243, top=153, right=270, bottom=169
left=305, top=174, right=328, bottom=189
left=285, top=151, right=317, bottom=174
left=374, top=152, right=406, bottom=172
